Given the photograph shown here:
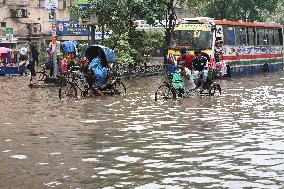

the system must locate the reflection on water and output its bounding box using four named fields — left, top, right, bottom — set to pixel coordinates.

left=0, top=73, right=284, bottom=189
